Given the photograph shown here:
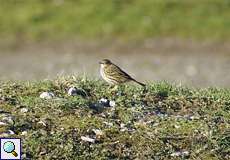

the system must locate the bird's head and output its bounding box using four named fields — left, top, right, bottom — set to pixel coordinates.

left=99, top=59, right=112, bottom=66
